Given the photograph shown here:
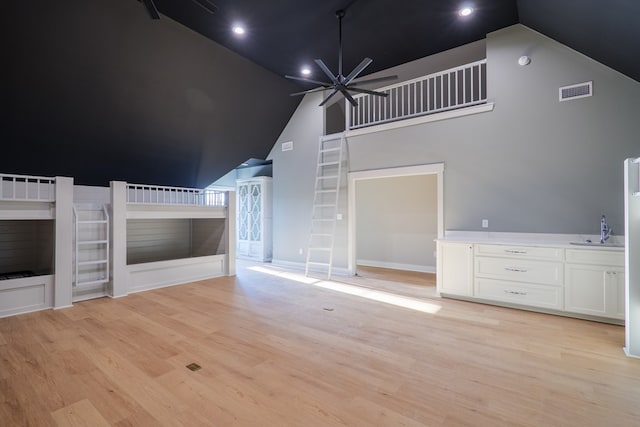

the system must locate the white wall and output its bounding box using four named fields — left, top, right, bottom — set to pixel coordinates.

left=267, top=92, right=326, bottom=266
left=356, top=175, right=437, bottom=272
